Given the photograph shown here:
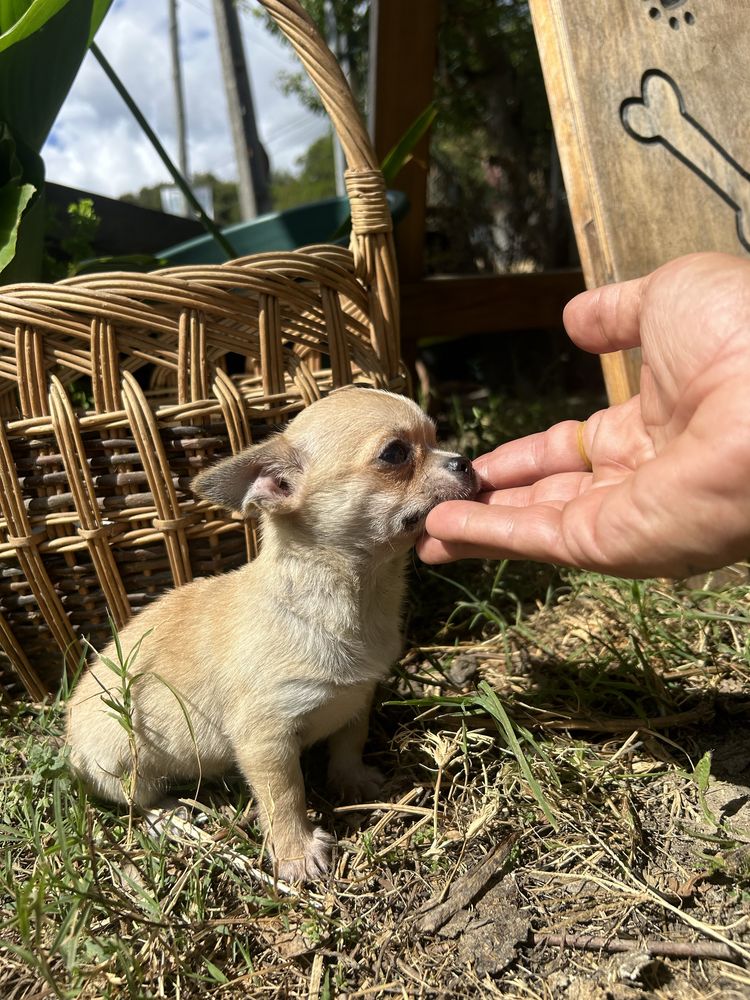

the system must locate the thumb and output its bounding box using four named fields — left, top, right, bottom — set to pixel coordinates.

left=563, top=275, right=645, bottom=355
